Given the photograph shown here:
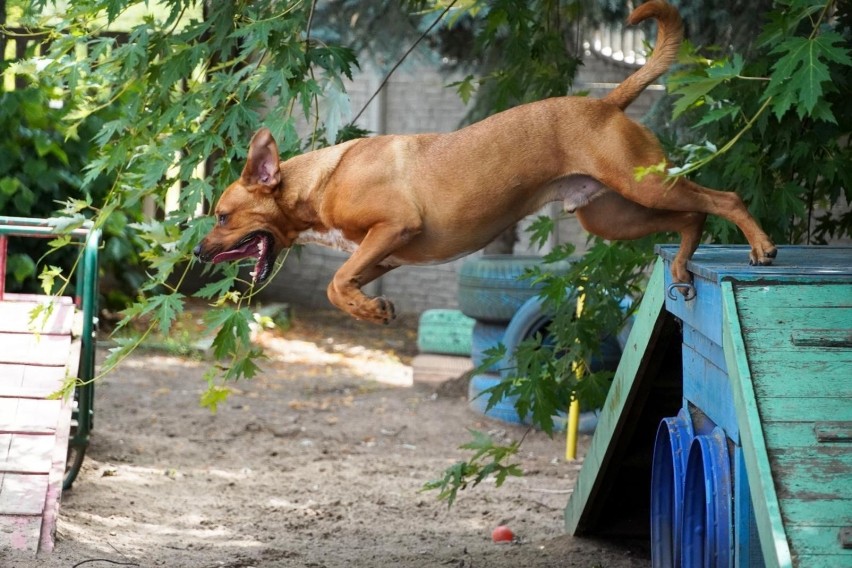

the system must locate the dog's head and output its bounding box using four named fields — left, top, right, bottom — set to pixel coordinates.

left=194, top=128, right=296, bottom=283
